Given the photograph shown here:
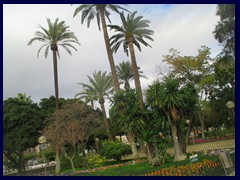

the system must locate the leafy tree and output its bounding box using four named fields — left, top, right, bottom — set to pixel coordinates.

left=162, top=46, right=214, bottom=139
left=16, top=93, right=32, bottom=103
left=28, top=18, right=80, bottom=111
left=180, top=83, right=200, bottom=145
left=116, top=61, right=147, bottom=90
left=137, top=128, right=156, bottom=163
left=146, top=77, right=188, bottom=161
left=99, top=140, right=132, bottom=162
left=73, top=4, right=129, bottom=92
left=208, top=4, right=235, bottom=129
left=76, top=70, right=115, bottom=141
left=39, top=96, right=71, bottom=121
left=213, top=4, right=235, bottom=57
left=43, top=102, right=100, bottom=173
left=208, top=56, right=235, bottom=127
left=110, top=89, right=145, bottom=159
left=3, top=95, right=43, bottom=173
left=109, top=11, right=154, bottom=107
